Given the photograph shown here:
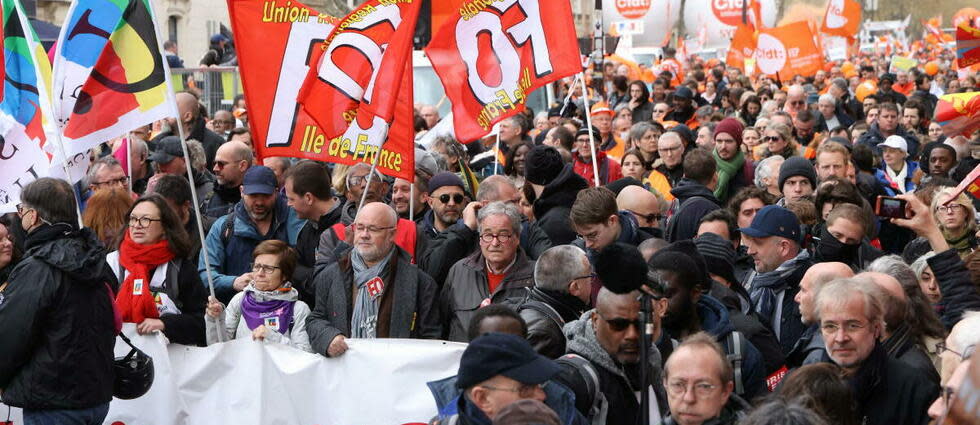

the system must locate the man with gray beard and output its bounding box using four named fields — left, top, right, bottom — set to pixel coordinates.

left=308, top=202, right=440, bottom=357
